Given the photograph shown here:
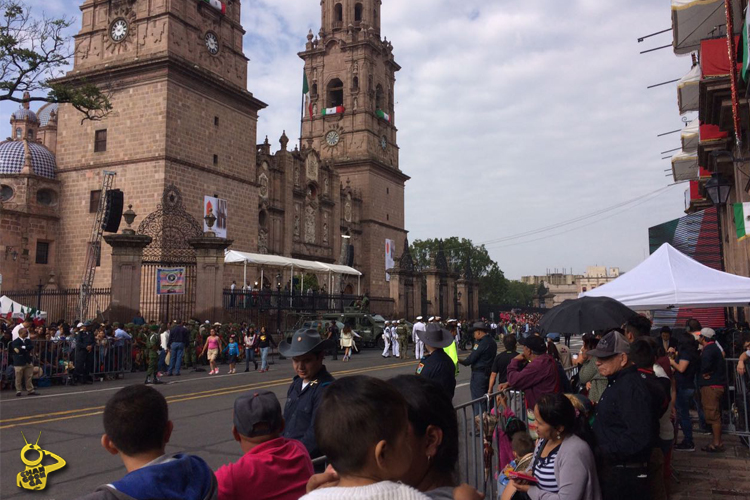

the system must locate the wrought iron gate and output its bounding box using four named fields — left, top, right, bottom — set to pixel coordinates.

left=138, top=185, right=202, bottom=323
